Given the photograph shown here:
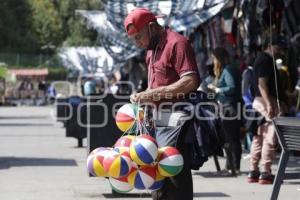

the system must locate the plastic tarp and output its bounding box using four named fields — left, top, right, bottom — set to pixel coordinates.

left=58, top=47, right=120, bottom=73
left=75, top=0, right=229, bottom=69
